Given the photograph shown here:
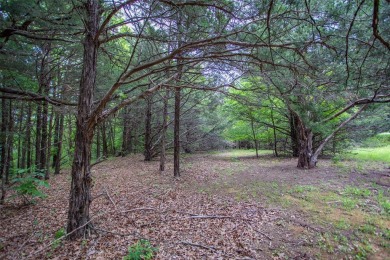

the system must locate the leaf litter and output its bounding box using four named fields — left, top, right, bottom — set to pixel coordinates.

left=1, top=152, right=389, bottom=259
